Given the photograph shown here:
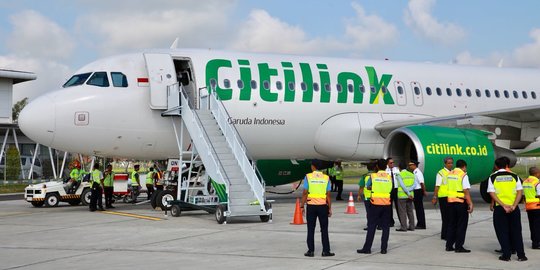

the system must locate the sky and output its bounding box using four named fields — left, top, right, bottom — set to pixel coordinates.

left=0, top=0, right=539, bottom=102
